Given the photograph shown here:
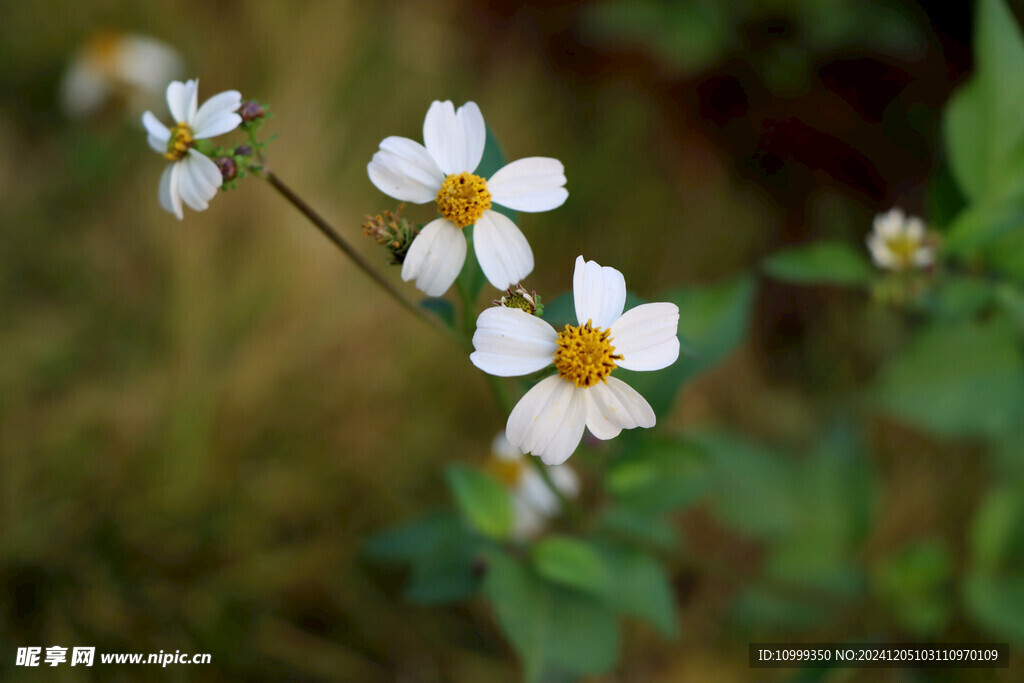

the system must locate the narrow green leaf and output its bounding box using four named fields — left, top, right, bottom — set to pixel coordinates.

left=444, top=465, right=512, bottom=539
left=531, top=535, right=611, bottom=598
left=762, top=241, right=873, bottom=286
